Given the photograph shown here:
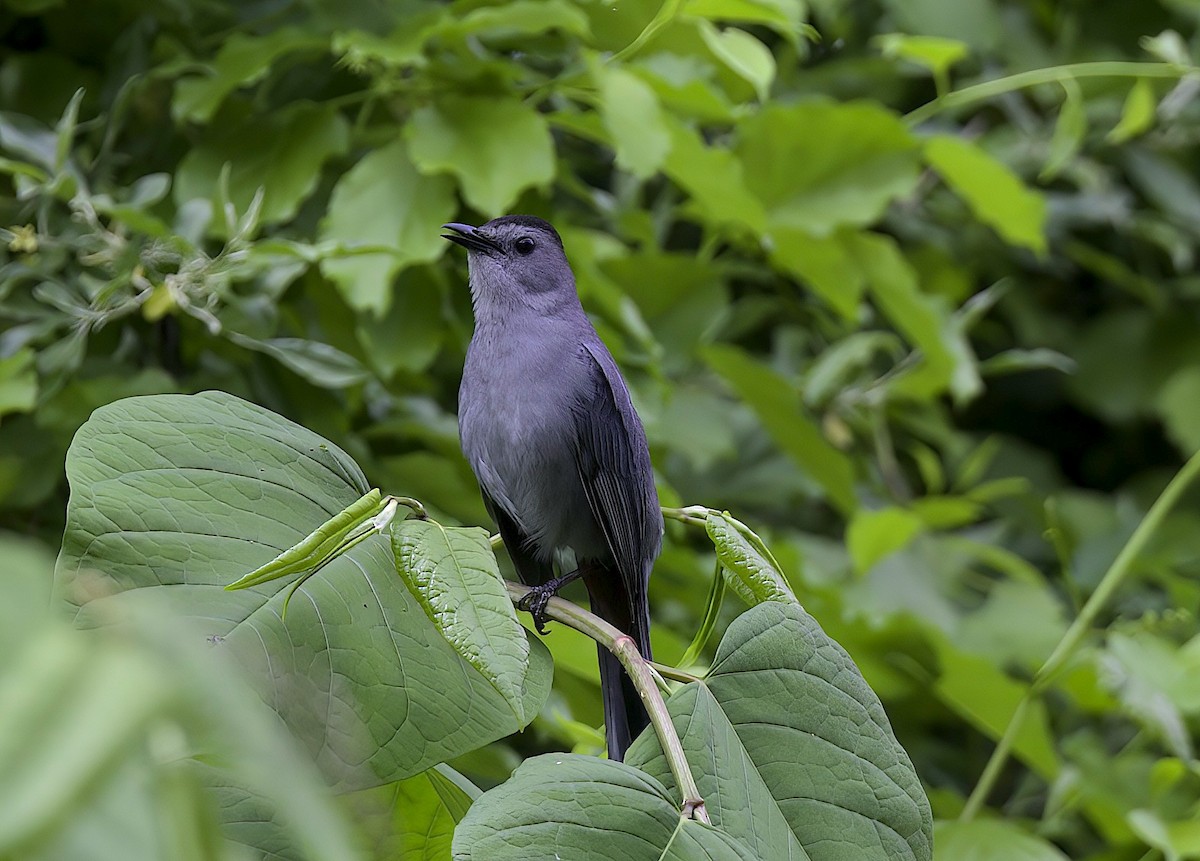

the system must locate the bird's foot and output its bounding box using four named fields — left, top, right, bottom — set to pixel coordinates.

left=516, top=569, right=581, bottom=634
